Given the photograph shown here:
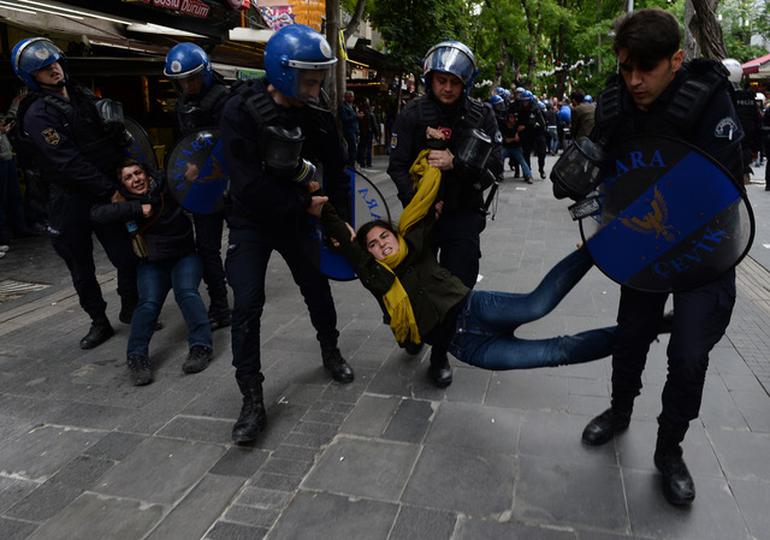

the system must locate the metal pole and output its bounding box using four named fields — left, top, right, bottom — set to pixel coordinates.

left=626, top=0, right=634, bottom=12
